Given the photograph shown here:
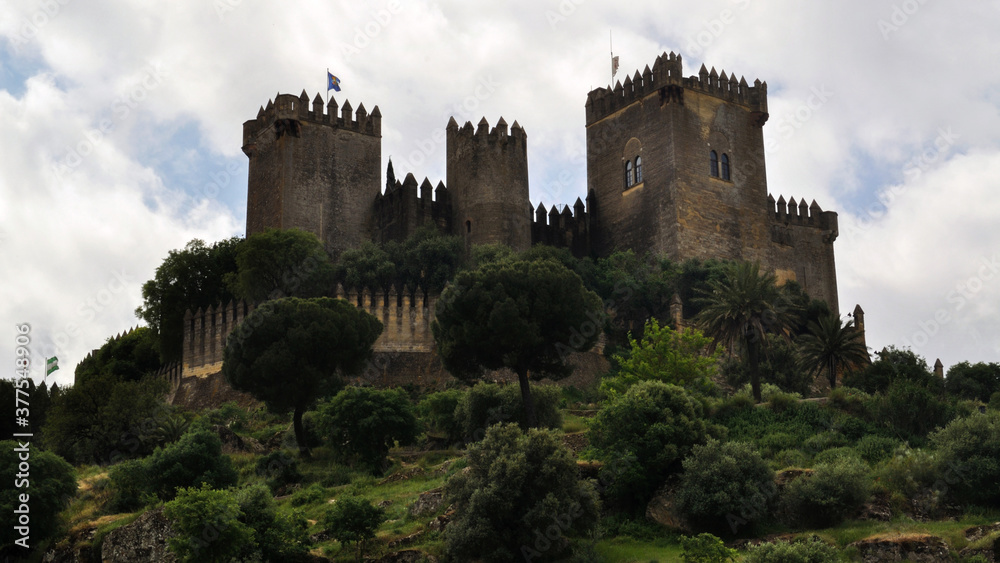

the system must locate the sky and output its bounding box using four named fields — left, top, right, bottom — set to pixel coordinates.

left=2, top=0, right=999, bottom=389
